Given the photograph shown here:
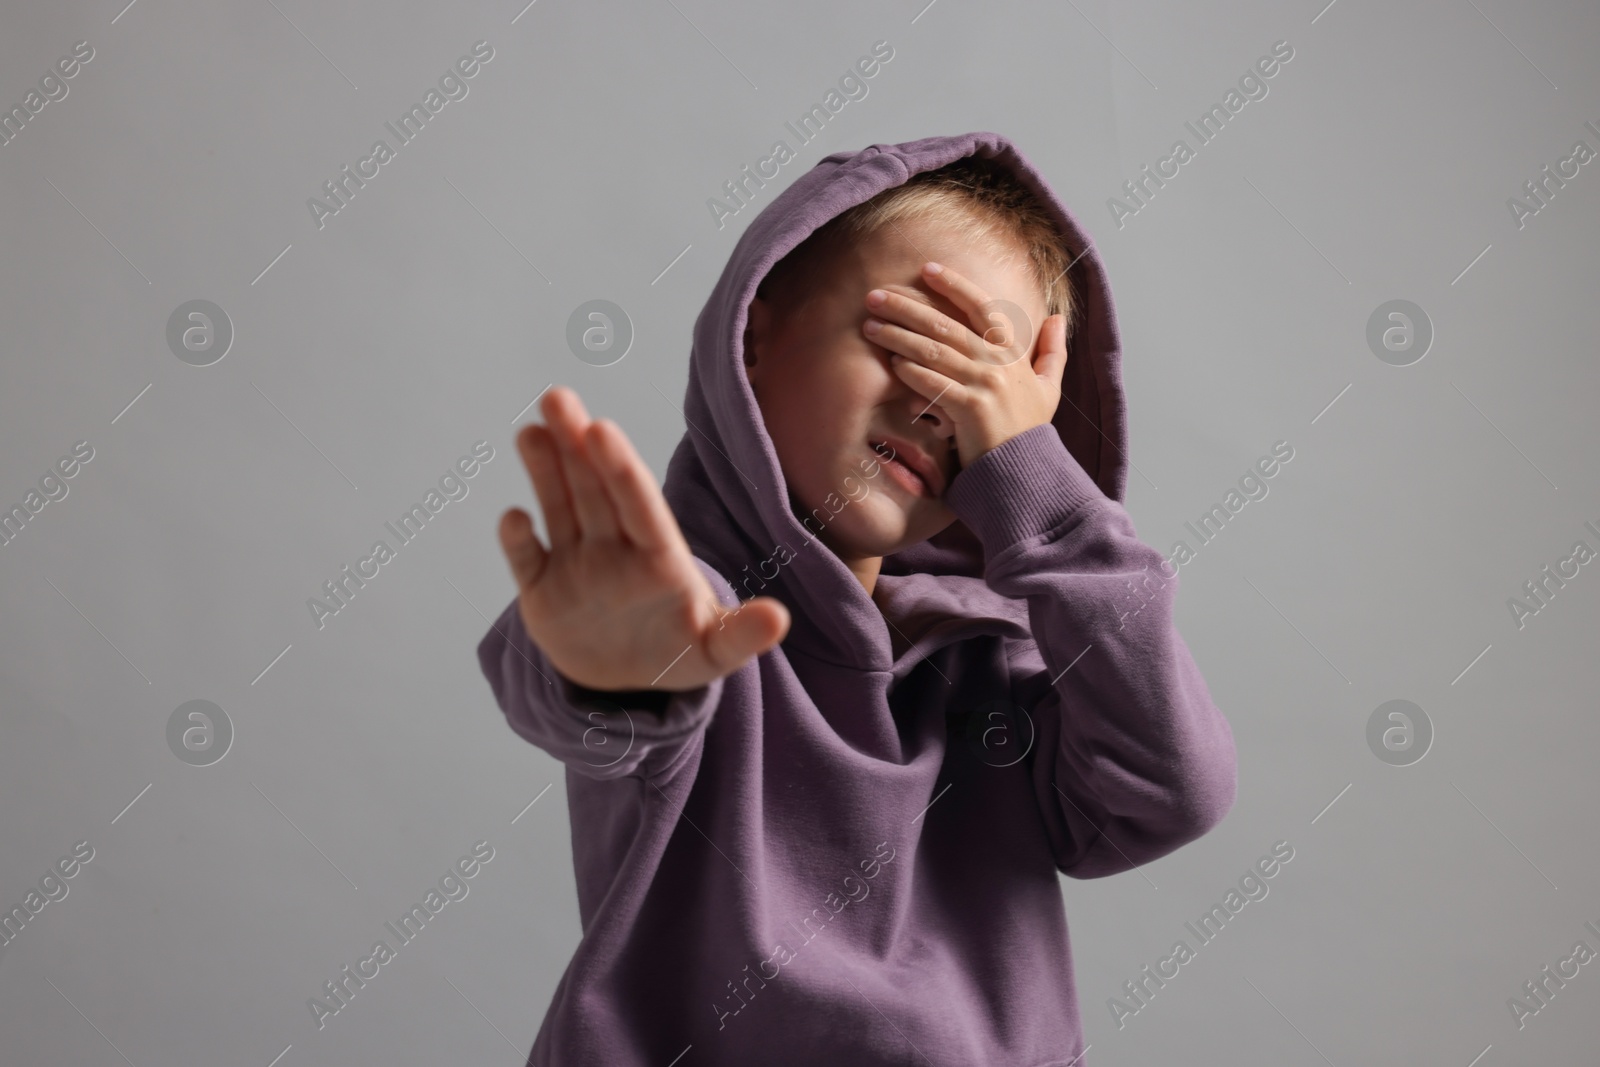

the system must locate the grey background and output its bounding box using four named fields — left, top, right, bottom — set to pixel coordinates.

left=1, top=0, right=1596, bottom=1063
